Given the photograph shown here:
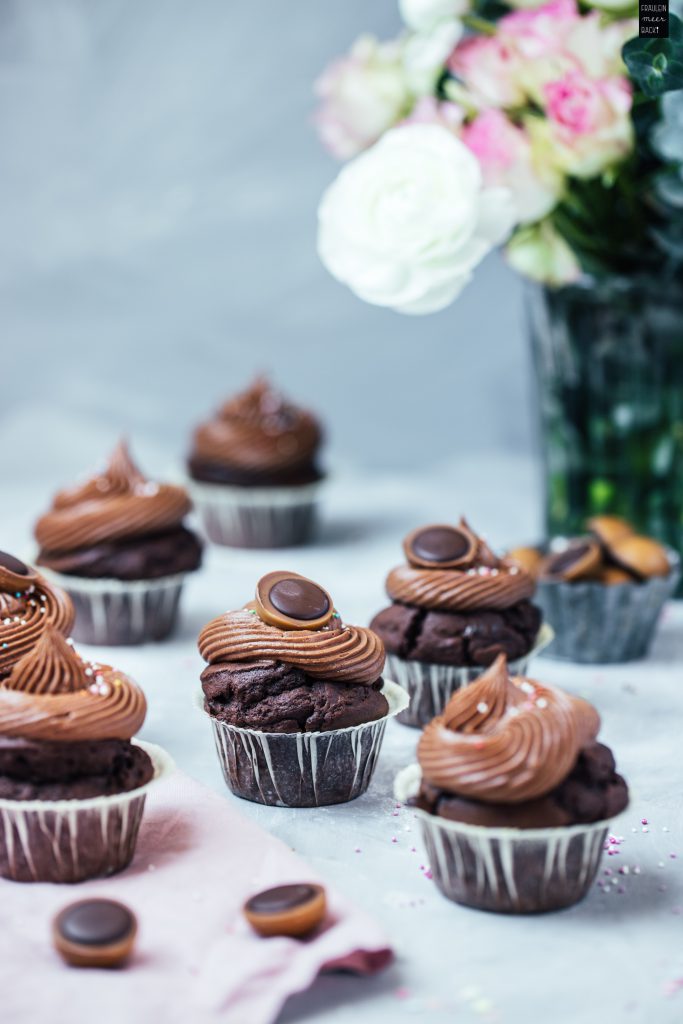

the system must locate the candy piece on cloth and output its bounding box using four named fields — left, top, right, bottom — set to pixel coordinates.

left=243, top=883, right=327, bottom=937
left=53, top=899, right=137, bottom=968
left=0, top=770, right=392, bottom=1024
